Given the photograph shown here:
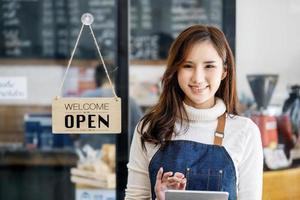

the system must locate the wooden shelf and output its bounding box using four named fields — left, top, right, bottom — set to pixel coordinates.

left=0, top=148, right=78, bottom=167
left=130, top=59, right=167, bottom=66
left=0, top=58, right=168, bottom=67
left=0, top=59, right=114, bottom=68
